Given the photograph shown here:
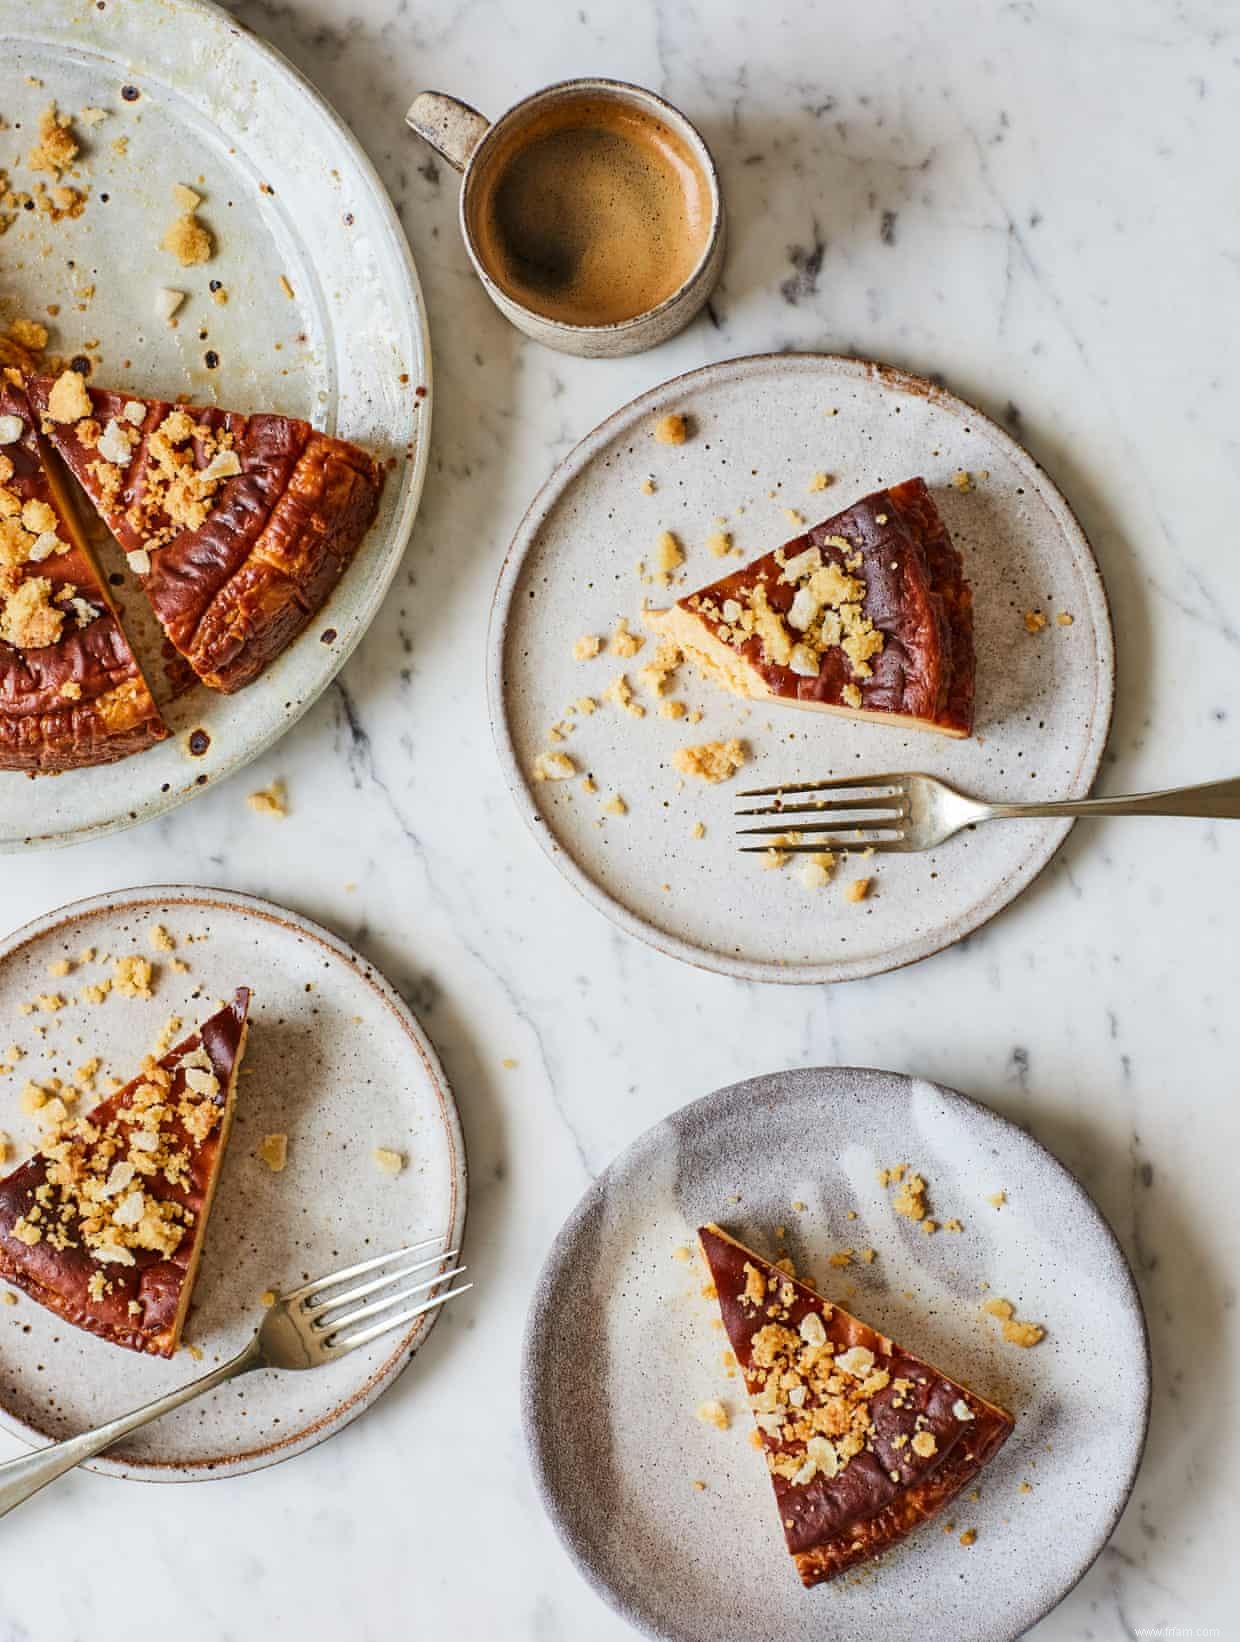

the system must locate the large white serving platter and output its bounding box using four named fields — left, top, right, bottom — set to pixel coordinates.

left=1, top=0, right=431, bottom=848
